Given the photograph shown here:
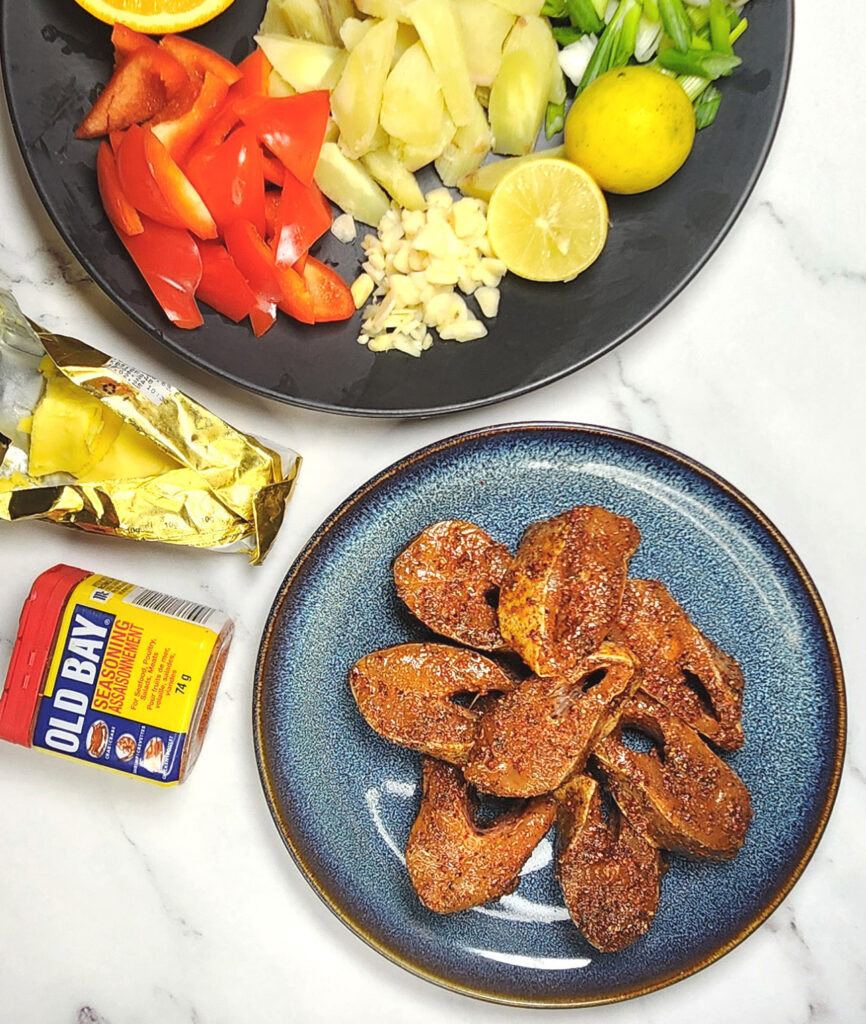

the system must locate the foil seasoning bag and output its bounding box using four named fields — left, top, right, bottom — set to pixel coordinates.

left=0, top=289, right=301, bottom=563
